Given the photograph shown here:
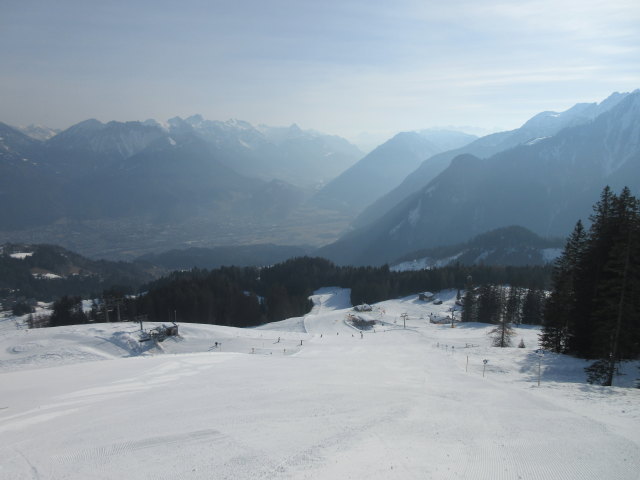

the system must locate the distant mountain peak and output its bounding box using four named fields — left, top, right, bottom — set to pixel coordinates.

left=15, top=124, right=60, bottom=141
left=72, top=118, right=104, bottom=131
left=322, top=90, right=640, bottom=266
left=185, top=114, right=204, bottom=125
